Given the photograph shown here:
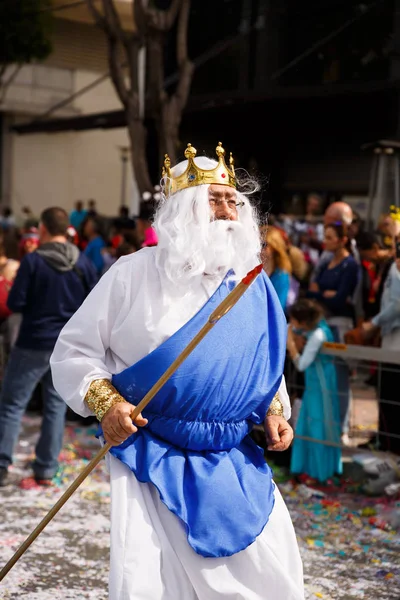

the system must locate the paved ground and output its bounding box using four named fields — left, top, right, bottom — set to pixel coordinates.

left=0, top=414, right=399, bottom=600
